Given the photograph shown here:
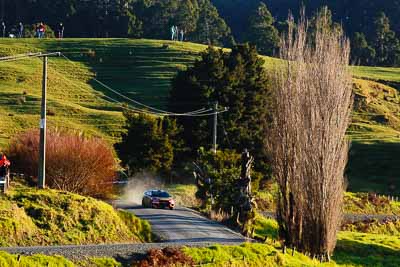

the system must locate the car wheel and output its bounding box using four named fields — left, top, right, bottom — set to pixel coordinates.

left=142, top=200, right=146, bottom=208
